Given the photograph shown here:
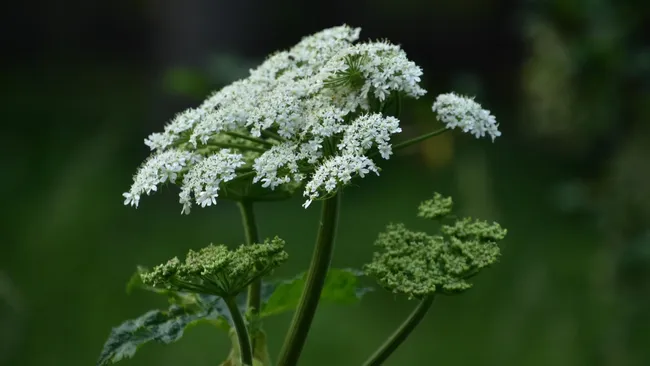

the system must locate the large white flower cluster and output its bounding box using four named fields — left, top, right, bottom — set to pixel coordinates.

left=124, top=25, right=429, bottom=212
